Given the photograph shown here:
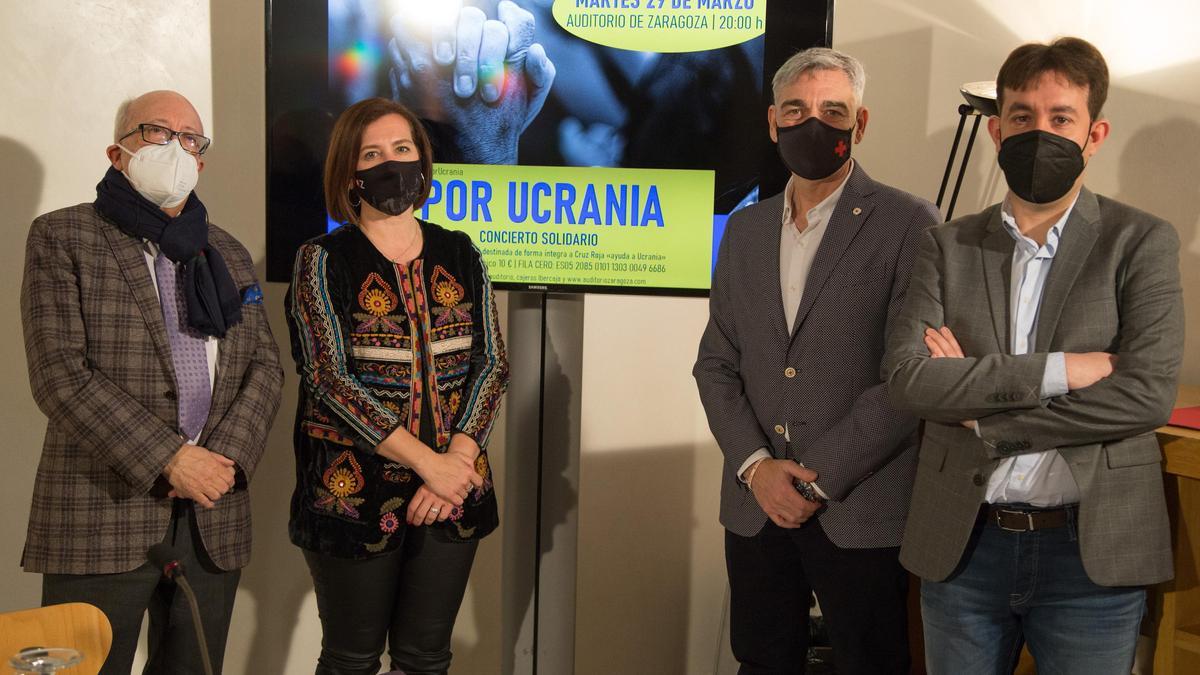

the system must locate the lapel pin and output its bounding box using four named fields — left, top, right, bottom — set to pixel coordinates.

left=852, top=207, right=863, bottom=216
